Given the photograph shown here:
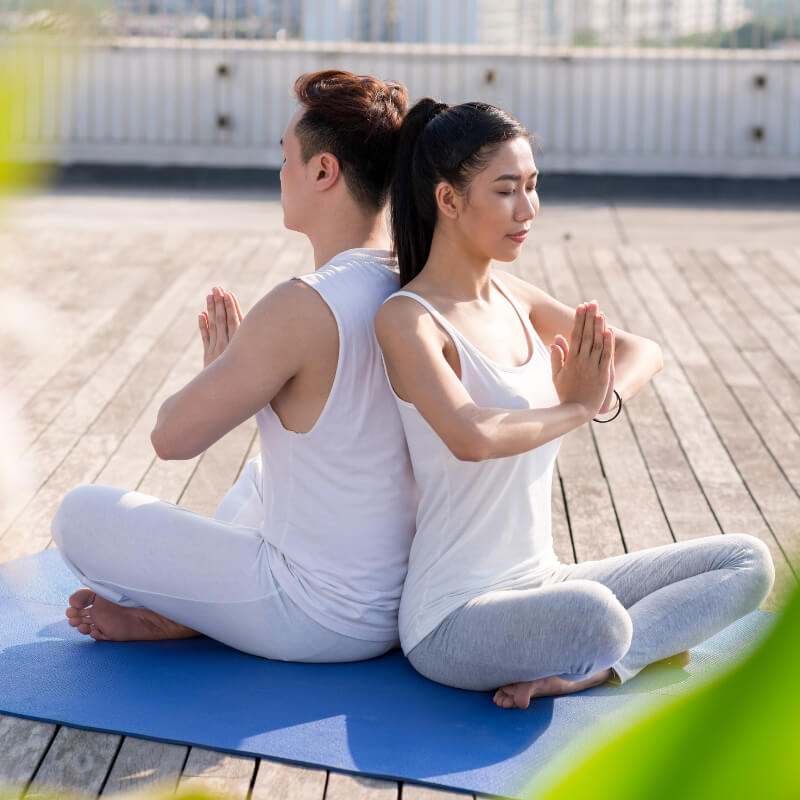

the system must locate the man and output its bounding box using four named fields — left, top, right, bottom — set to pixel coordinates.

left=52, top=70, right=417, bottom=663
